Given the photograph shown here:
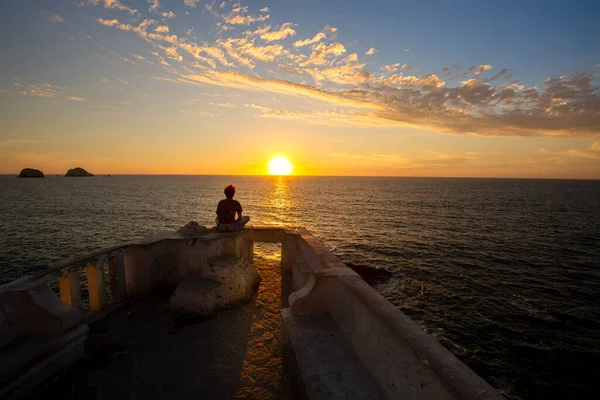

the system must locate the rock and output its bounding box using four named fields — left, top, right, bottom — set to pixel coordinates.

left=345, top=262, right=392, bottom=285
left=177, top=221, right=210, bottom=236
left=65, top=167, right=94, bottom=177
left=18, top=168, right=44, bottom=178
left=169, top=255, right=259, bottom=315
